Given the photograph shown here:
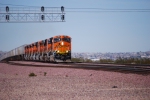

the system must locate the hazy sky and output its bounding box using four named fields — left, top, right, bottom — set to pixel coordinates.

left=0, top=0, right=150, bottom=52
